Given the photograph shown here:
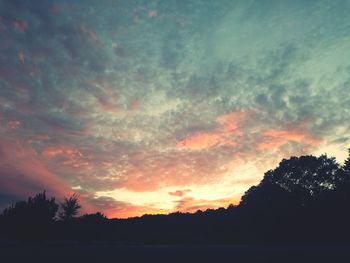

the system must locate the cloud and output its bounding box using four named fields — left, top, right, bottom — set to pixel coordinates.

left=168, top=189, right=191, bottom=197
left=42, top=146, right=82, bottom=158
left=0, top=0, right=350, bottom=217
left=257, top=123, right=321, bottom=151
left=177, top=110, right=247, bottom=150
left=87, top=195, right=168, bottom=219
left=0, top=137, right=72, bottom=207
left=174, top=196, right=234, bottom=213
